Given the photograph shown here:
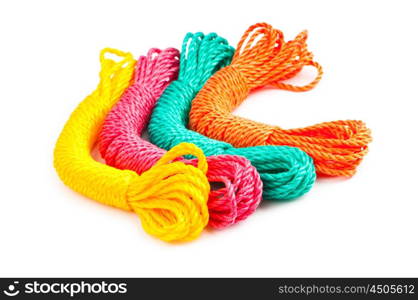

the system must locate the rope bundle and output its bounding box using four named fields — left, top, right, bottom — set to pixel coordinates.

left=98, top=47, right=262, bottom=229
left=189, top=23, right=372, bottom=177
left=149, top=32, right=316, bottom=200
left=53, top=48, right=211, bottom=242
